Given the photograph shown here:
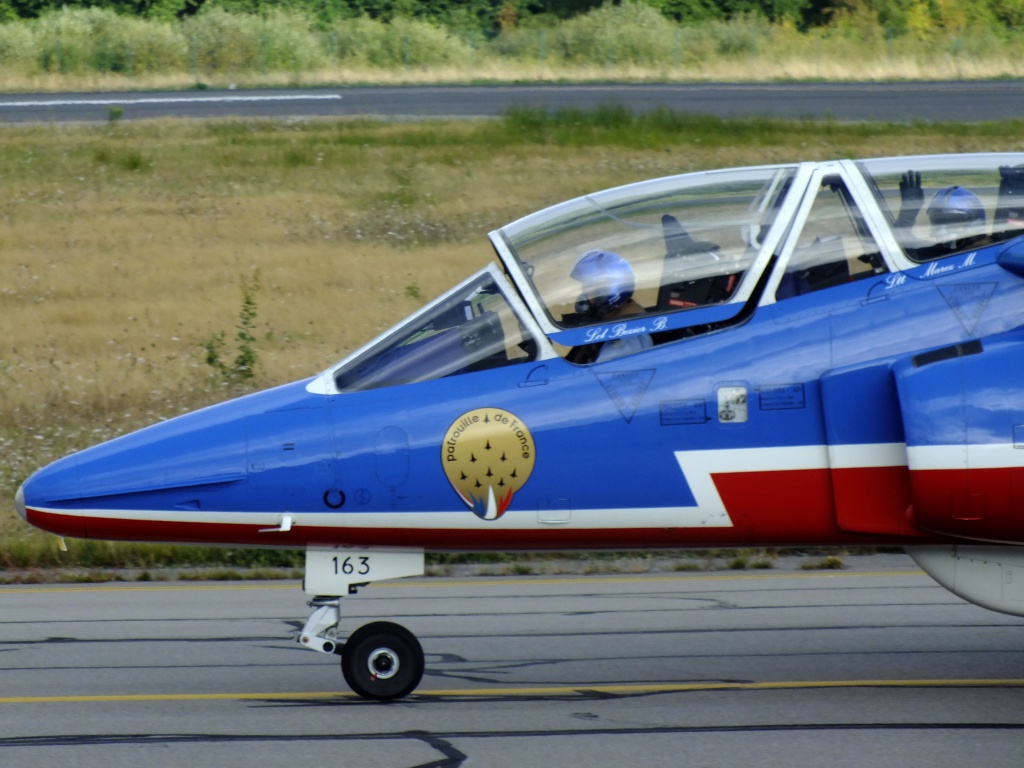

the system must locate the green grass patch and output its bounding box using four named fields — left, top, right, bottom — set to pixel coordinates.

left=801, top=555, right=846, bottom=570
left=0, top=535, right=305, bottom=571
